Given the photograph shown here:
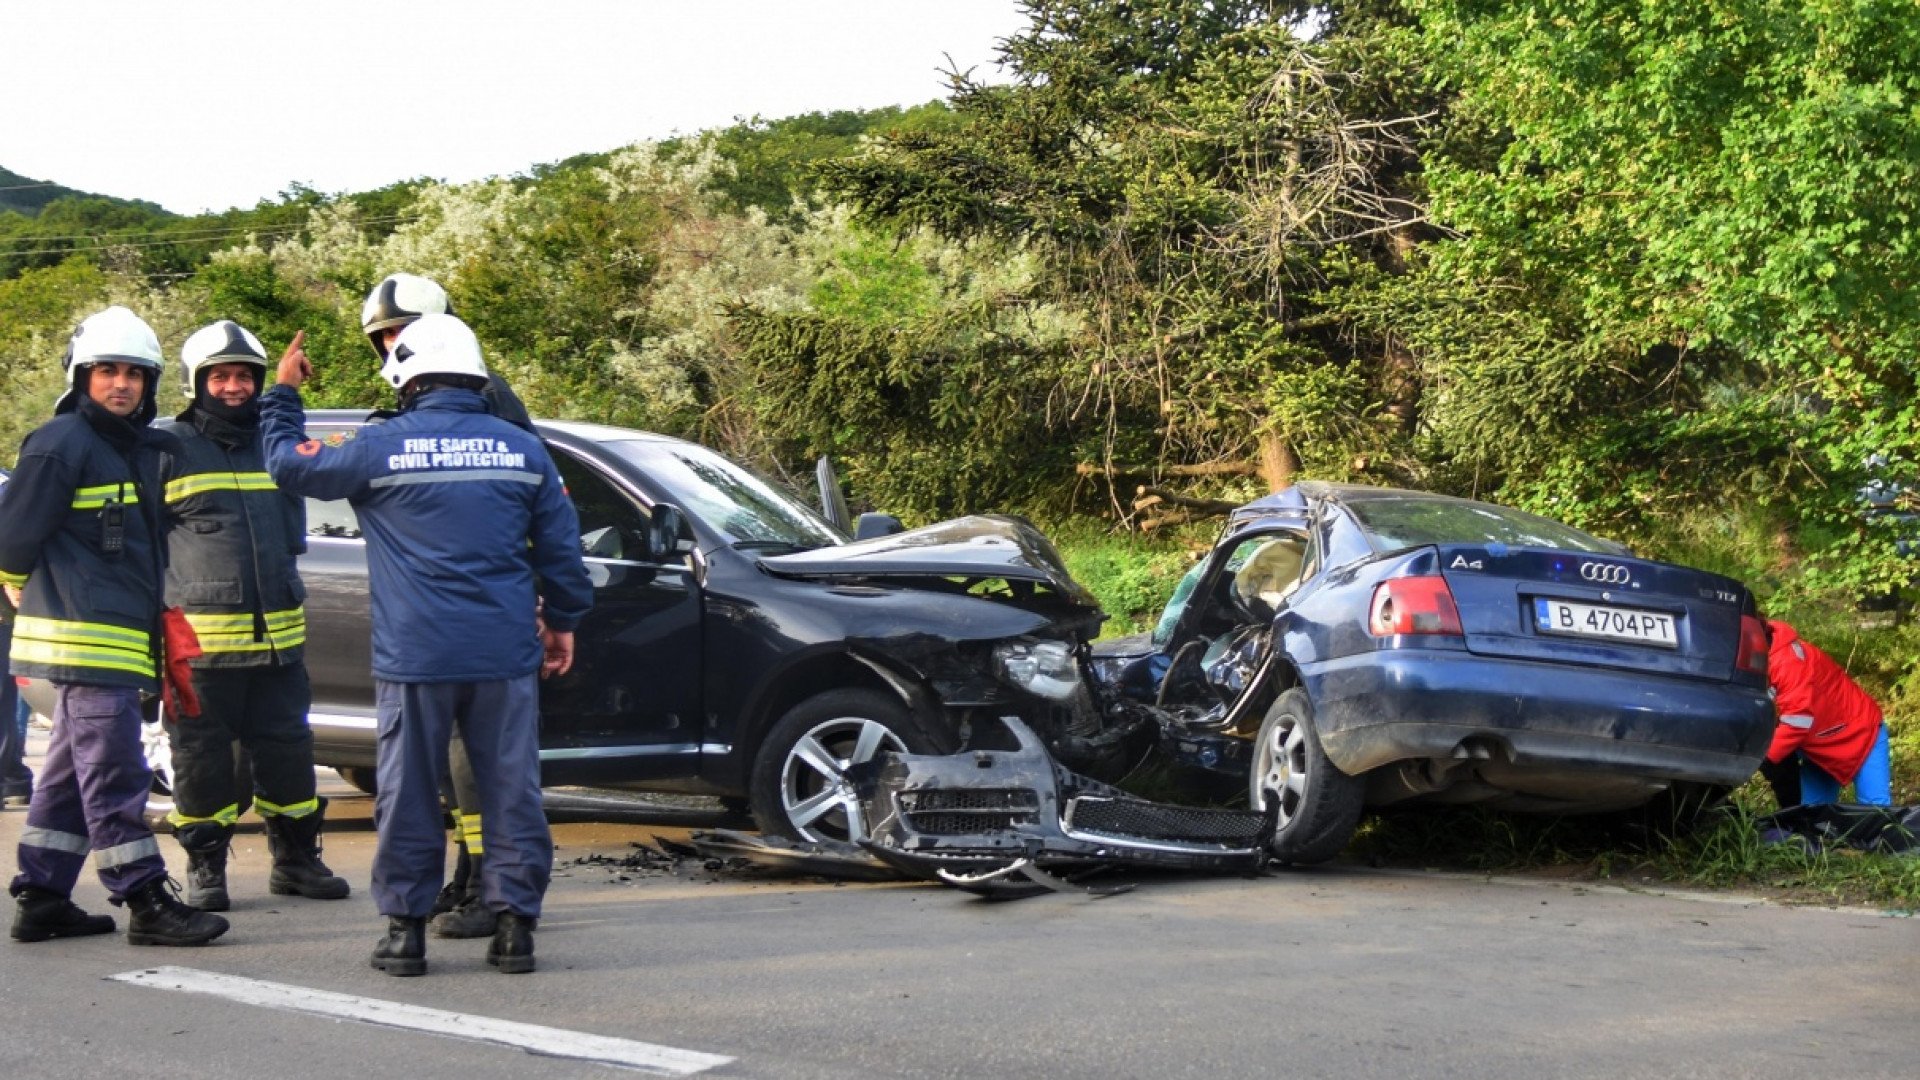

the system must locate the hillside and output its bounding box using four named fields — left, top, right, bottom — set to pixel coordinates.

left=0, top=165, right=166, bottom=217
